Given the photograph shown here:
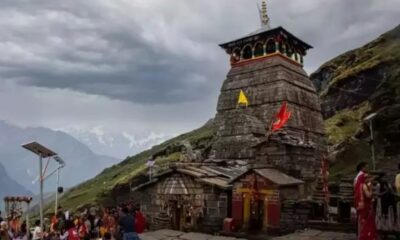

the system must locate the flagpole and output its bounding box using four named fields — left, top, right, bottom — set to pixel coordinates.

left=265, top=120, right=274, bottom=141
